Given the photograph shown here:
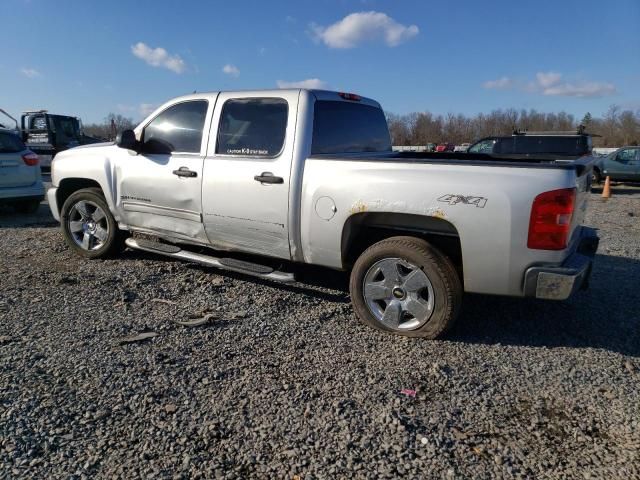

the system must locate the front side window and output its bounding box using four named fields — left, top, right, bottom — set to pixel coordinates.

left=216, top=98, right=288, bottom=156
left=142, top=101, right=208, bottom=154
left=469, top=139, right=496, bottom=154
left=616, top=148, right=637, bottom=164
